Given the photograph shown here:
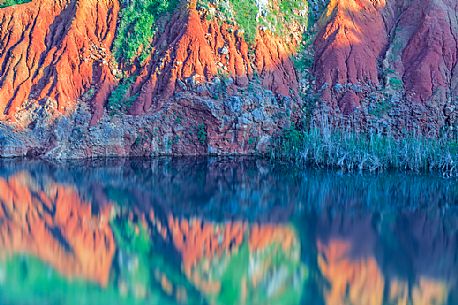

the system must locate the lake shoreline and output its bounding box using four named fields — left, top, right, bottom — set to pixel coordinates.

left=0, top=155, right=457, bottom=179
